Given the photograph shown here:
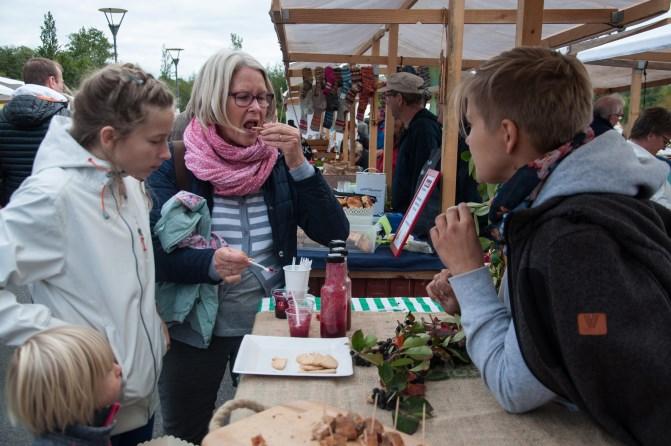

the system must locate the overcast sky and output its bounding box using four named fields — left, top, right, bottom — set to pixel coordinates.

left=1, top=0, right=284, bottom=79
